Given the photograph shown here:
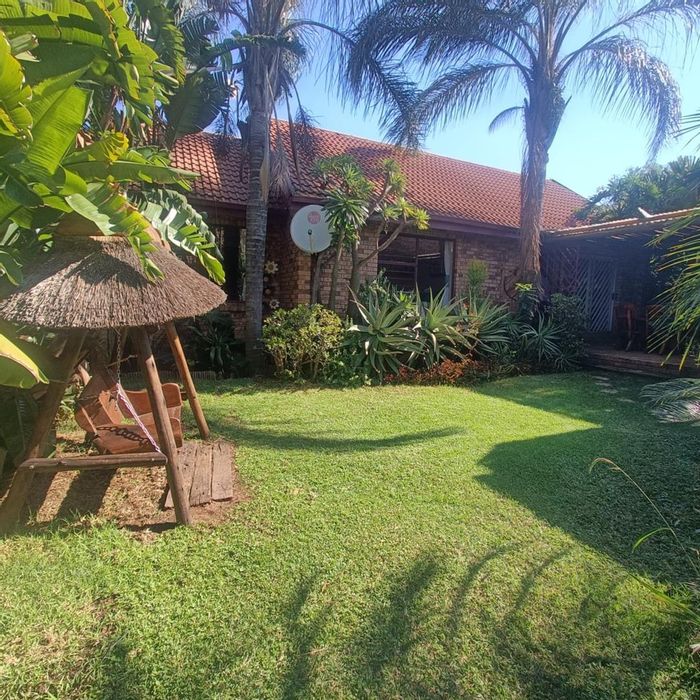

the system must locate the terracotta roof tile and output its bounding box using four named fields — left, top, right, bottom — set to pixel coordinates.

left=171, top=123, right=586, bottom=231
